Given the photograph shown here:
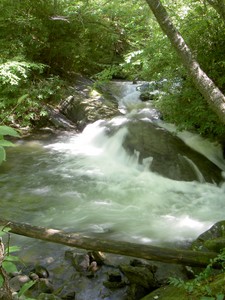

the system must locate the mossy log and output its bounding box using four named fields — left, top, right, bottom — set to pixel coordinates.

left=0, top=218, right=219, bottom=268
